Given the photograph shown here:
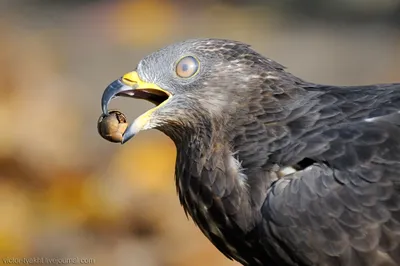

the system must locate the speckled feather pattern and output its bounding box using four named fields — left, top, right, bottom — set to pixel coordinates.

left=127, top=39, right=400, bottom=266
